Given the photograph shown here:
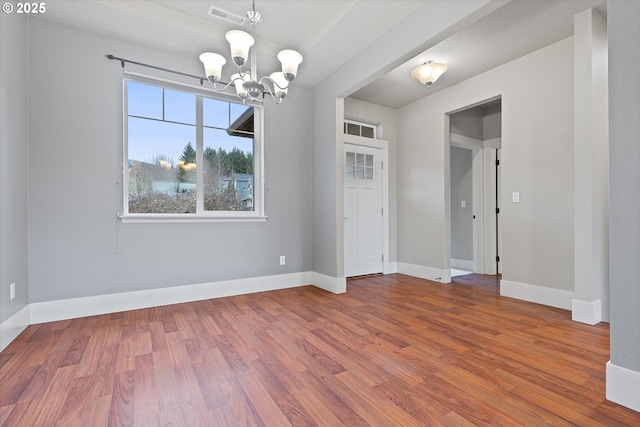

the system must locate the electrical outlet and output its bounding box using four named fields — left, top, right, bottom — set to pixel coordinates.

left=10, top=283, right=15, bottom=300
left=279, top=255, right=286, bottom=266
